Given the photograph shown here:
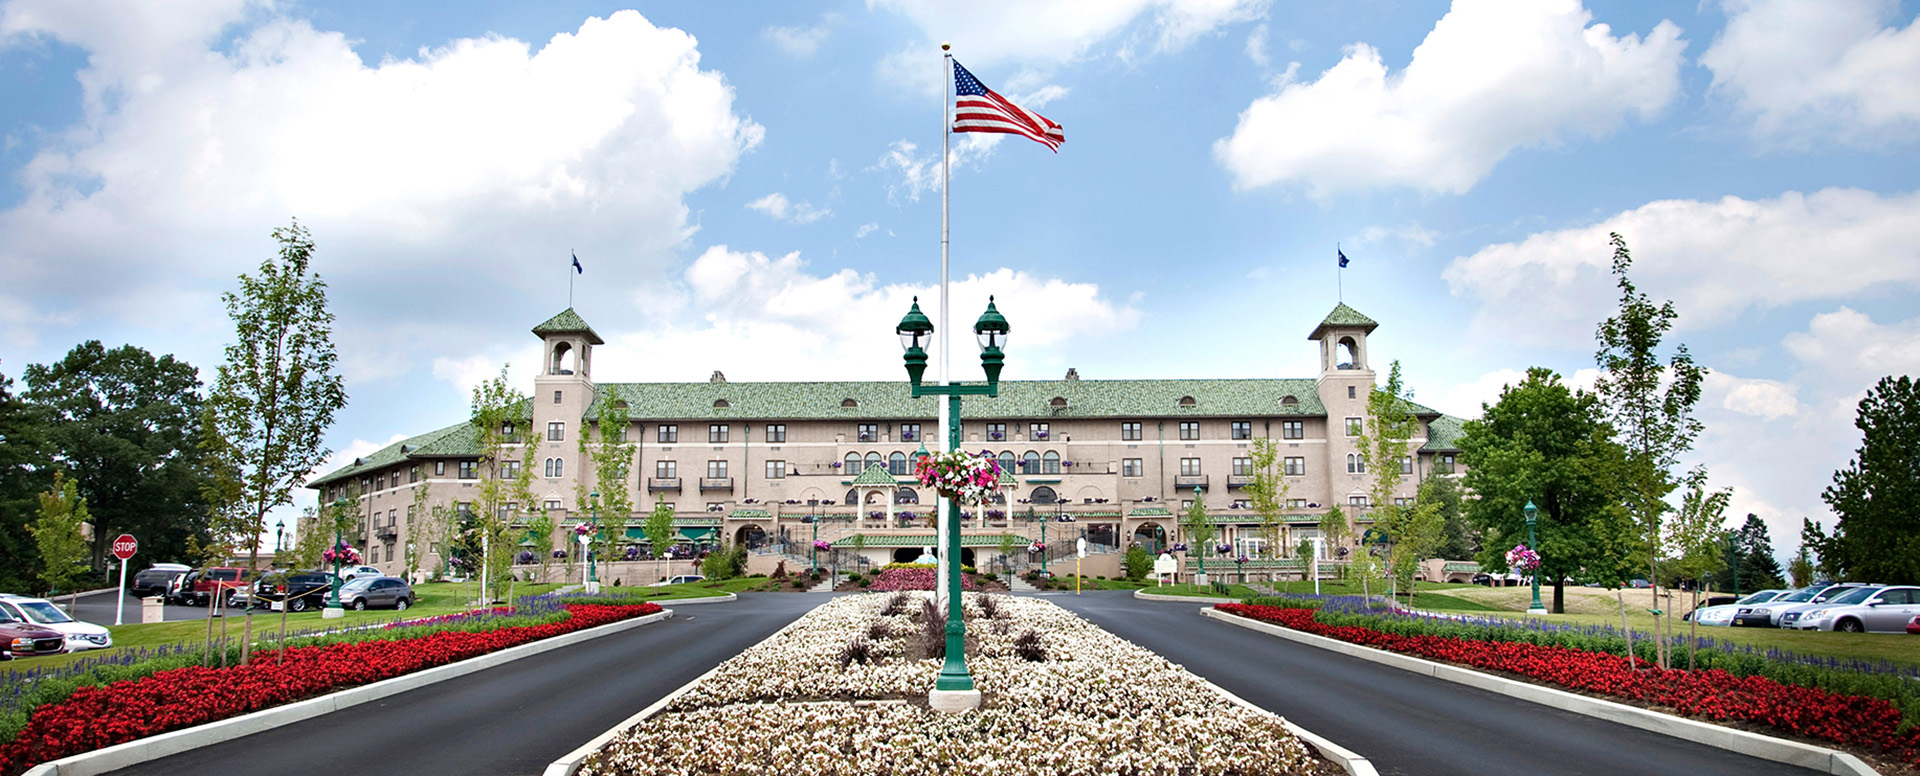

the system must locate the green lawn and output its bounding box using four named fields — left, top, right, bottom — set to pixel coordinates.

left=1141, top=583, right=1269, bottom=599
left=1458, top=609, right=1920, bottom=669
left=1047, top=575, right=1151, bottom=591
left=615, top=576, right=787, bottom=599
